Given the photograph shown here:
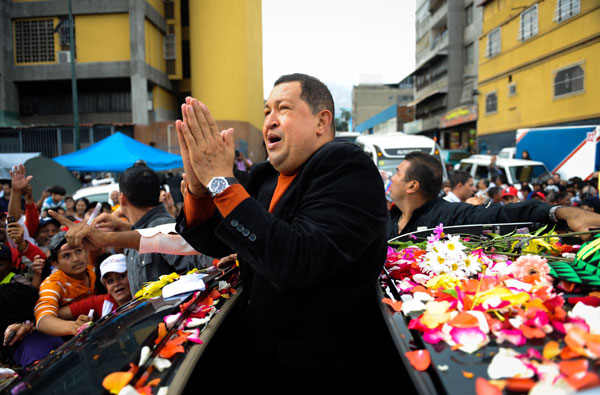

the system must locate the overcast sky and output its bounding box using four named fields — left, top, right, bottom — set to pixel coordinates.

left=262, top=0, right=416, bottom=113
